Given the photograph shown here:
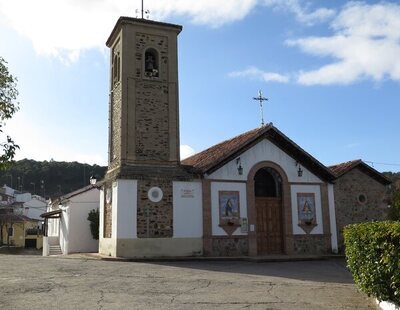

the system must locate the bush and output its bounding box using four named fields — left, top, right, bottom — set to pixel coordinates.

left=388, top=190, right=400, bottom=220
left=87, top=209, right=99, bottom=240
left=344, top=221, right=400, bottom=305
